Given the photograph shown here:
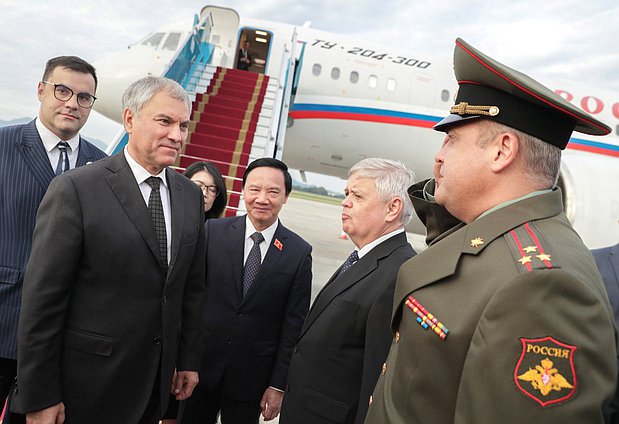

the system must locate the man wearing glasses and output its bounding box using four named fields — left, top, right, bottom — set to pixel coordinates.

left=0, top=56, right=106, bottom=416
